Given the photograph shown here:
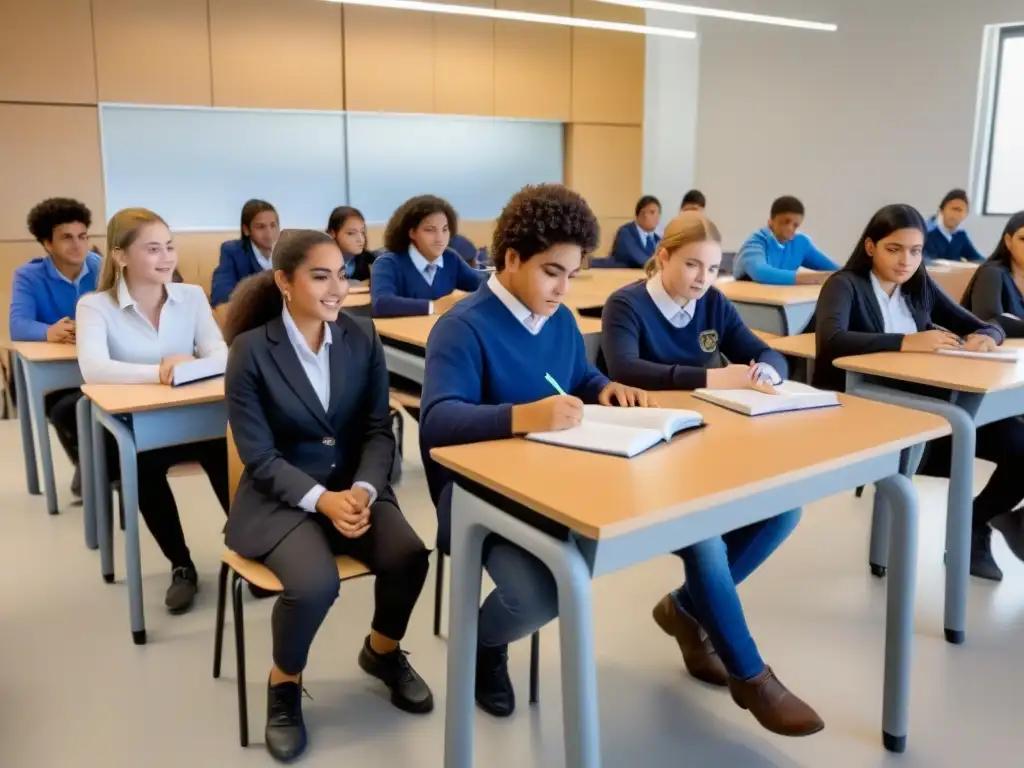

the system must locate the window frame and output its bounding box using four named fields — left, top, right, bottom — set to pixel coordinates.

left=983, top=24, right=1024, bottom=216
